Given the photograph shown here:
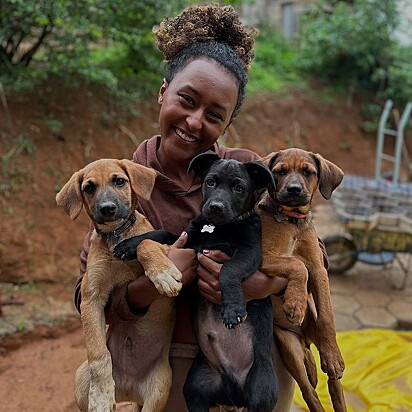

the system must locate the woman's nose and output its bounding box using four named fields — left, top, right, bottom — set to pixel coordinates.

left=186, top=110, right=202, bottom=131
